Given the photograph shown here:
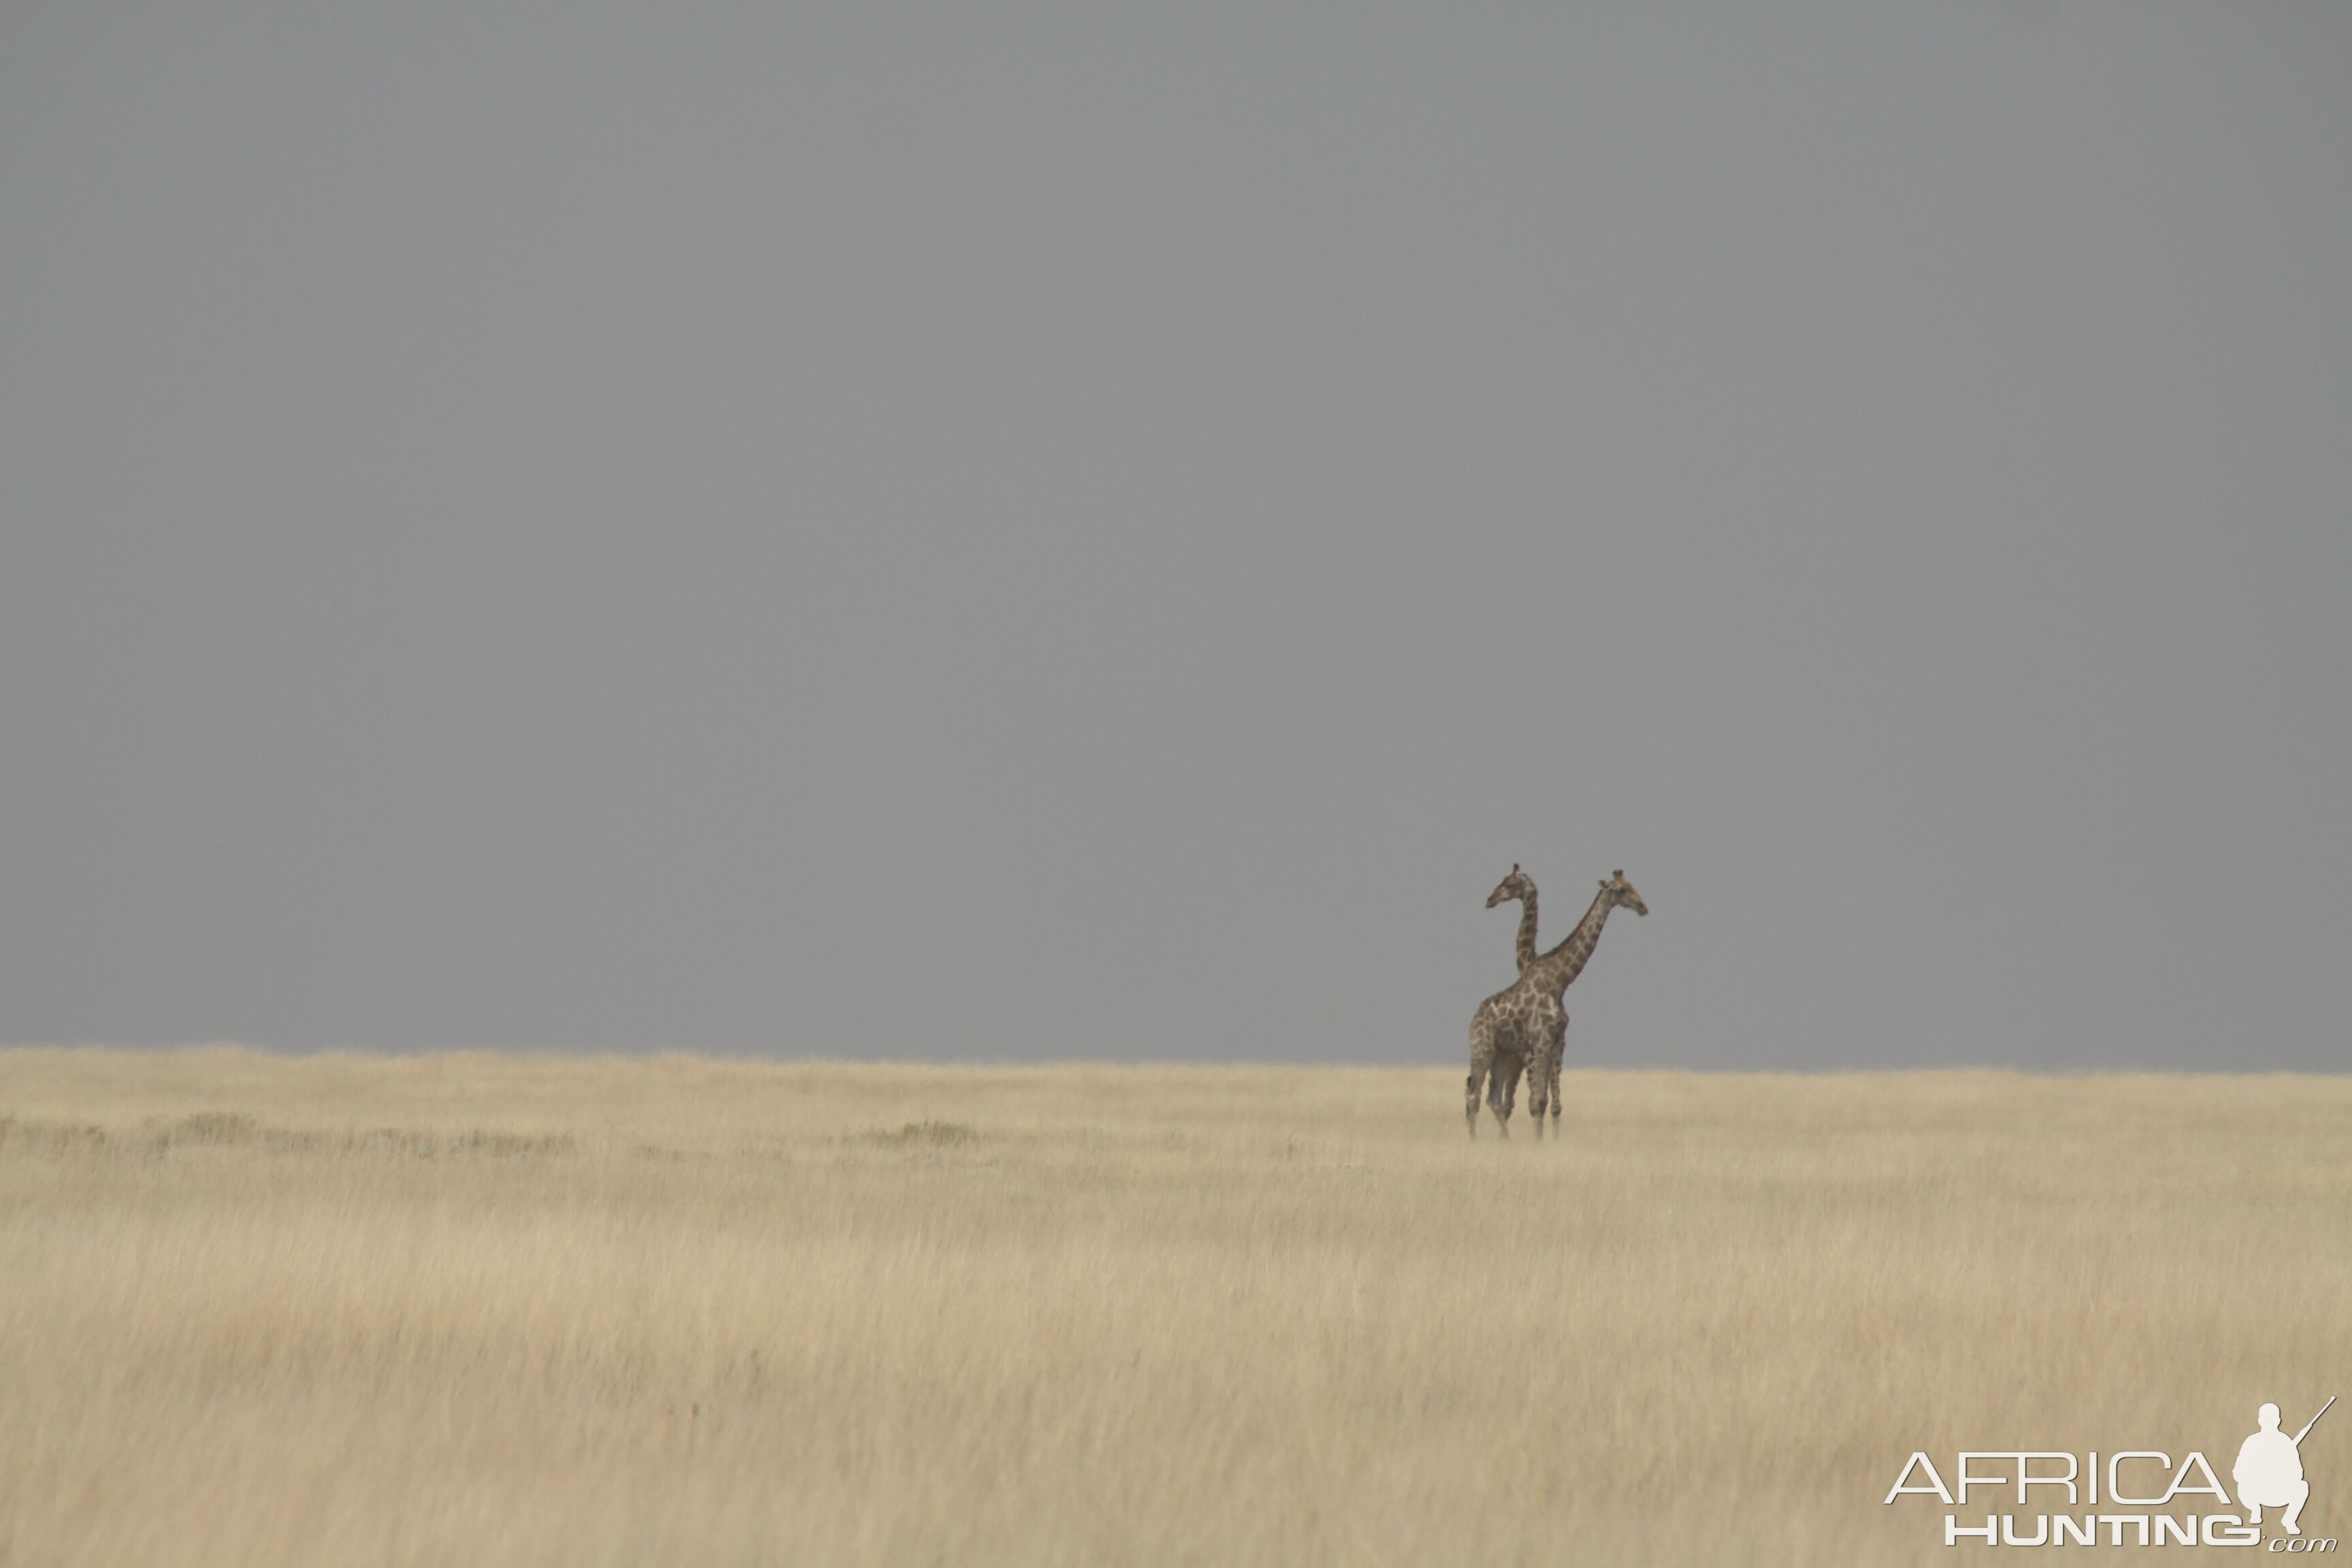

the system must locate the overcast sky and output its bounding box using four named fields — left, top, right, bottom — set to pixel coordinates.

left=2, top=3, right=2345, bottom=1070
